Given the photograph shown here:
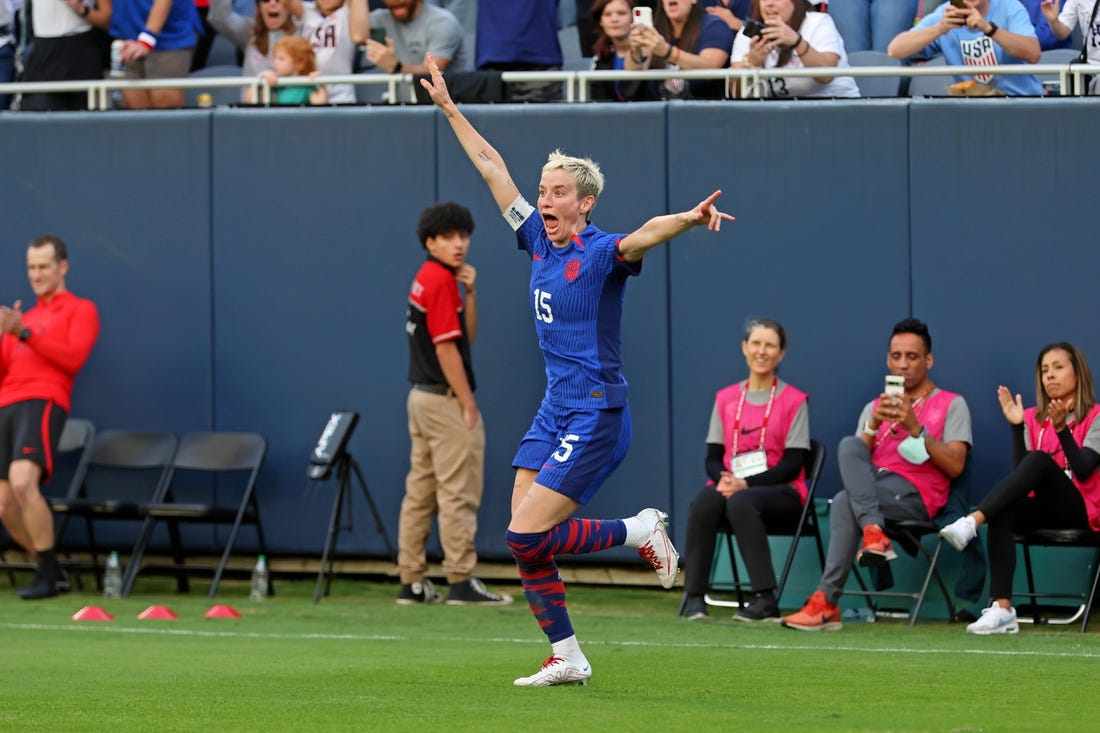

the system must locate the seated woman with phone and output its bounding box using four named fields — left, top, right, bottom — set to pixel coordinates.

left=730, top=0, right=859, bottom=98
left=589, top=0, right=655, bottom=101
left=939, top=343, right=1100, bottom=635
left=625, top=0, right=735, bottom=99
left=680, top=318, right=811, bottom=622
